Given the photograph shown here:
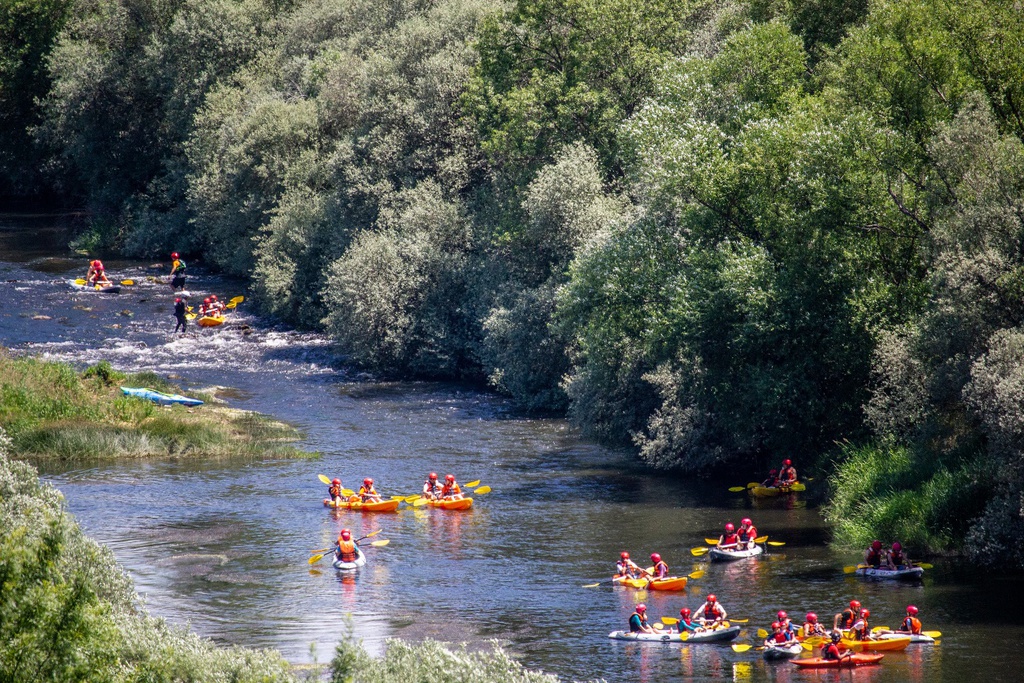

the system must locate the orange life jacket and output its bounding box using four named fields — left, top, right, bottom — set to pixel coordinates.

left=903, top=616, right=922, bottom=634
left=338, top=539, right=357, bottom=562
left=442, top=482, right=461, bottom=497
